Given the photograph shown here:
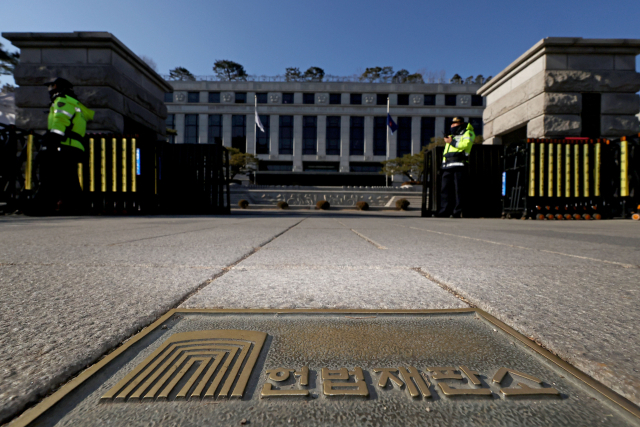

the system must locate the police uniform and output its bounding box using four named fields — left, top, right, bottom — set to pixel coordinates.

left=437, top=118, right=474, bottom=217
